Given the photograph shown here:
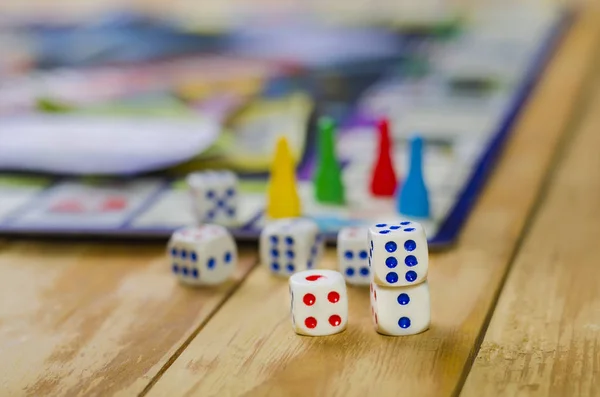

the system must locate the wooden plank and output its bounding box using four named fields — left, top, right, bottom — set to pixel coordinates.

left=460, top=35, right=600, bottom=397
left=145, top=12, right=600, bottom=397
left=0, top=240, right=256, bottom=396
